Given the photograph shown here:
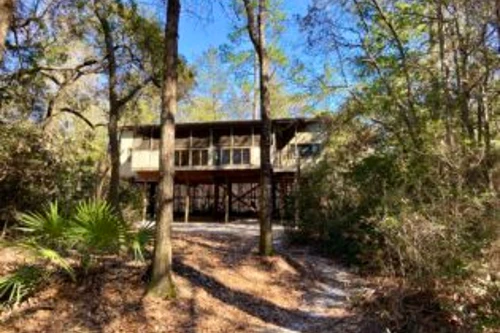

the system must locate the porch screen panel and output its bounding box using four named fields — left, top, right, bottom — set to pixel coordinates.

left=213, top=128, right=231, bottom=147
left=175, top=128, right=190, bottom=148
left=191, top=129, right=210, bottom=148
left=233, top=127, right=252, bottom=147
